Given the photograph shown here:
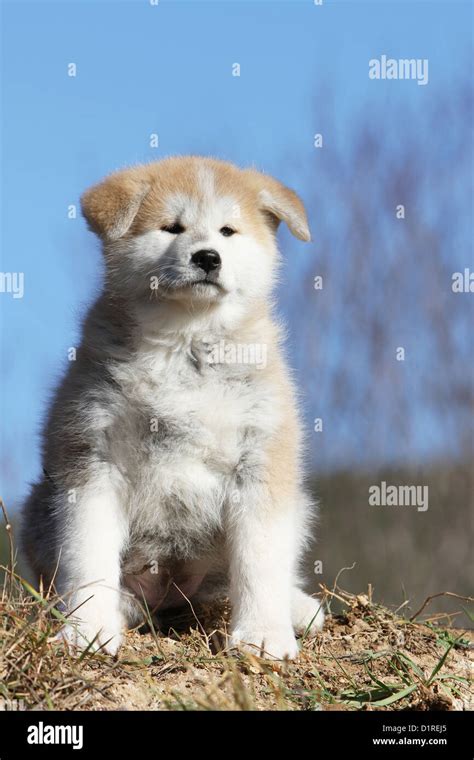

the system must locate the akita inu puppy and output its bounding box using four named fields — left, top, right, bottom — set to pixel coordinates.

left=21, top=156, right=324, bottom=659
